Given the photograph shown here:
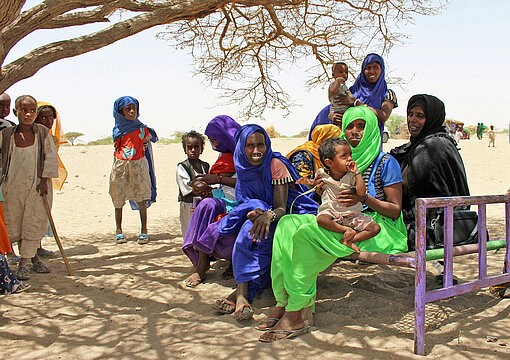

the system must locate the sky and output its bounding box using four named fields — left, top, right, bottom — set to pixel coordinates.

left=4, top=0, right=510, bottom=142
